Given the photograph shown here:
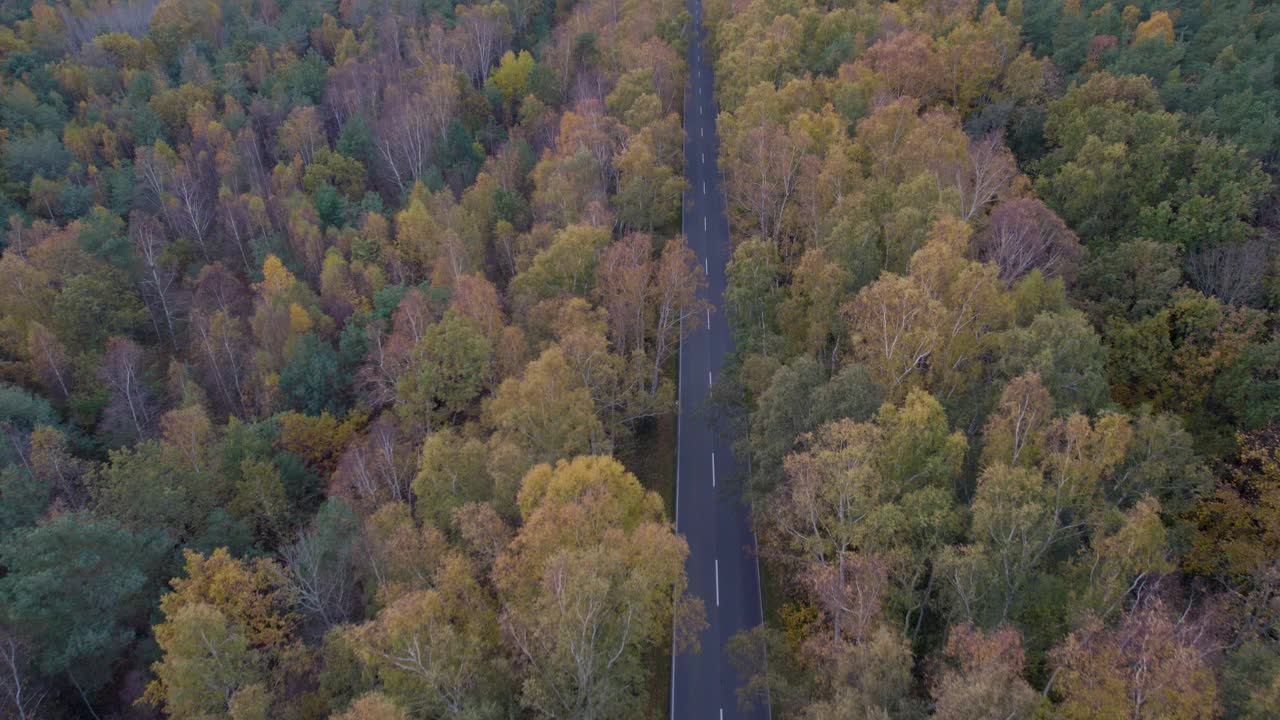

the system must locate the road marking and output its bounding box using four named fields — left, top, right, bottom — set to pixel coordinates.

left=700, top=127, right=703, bottom=138
left=703, top=216, right=707, bottom=231
left=702, top=181, right=706, bottom=195
left=714, top=559, right=720, bottom=607
left=701, top=152, right=705, bottom=164
left=720, top=710, right=724, bottom=720
left=704, top=258, right=708, bottom=273
left=711, top=451, right=716, bottom=487
left=700, top=105, right=703, bottom=116
left=708, top=370, right=712, bottom=387
left=706, top=307, right=711, bottom=329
